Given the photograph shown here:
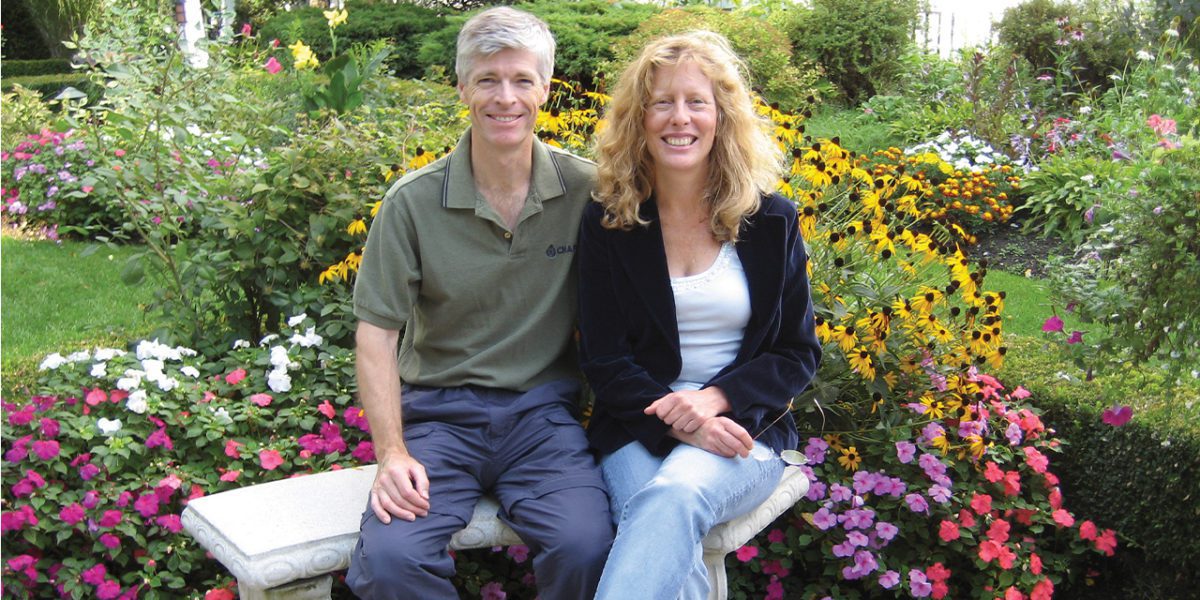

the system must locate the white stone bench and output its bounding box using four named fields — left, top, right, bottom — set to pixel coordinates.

left=181, top=464, right=809, bottom=600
